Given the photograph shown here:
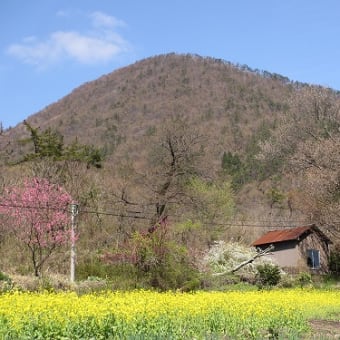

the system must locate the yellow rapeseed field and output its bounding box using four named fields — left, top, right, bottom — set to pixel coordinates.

left=0, top=289, right=339, bottom=339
